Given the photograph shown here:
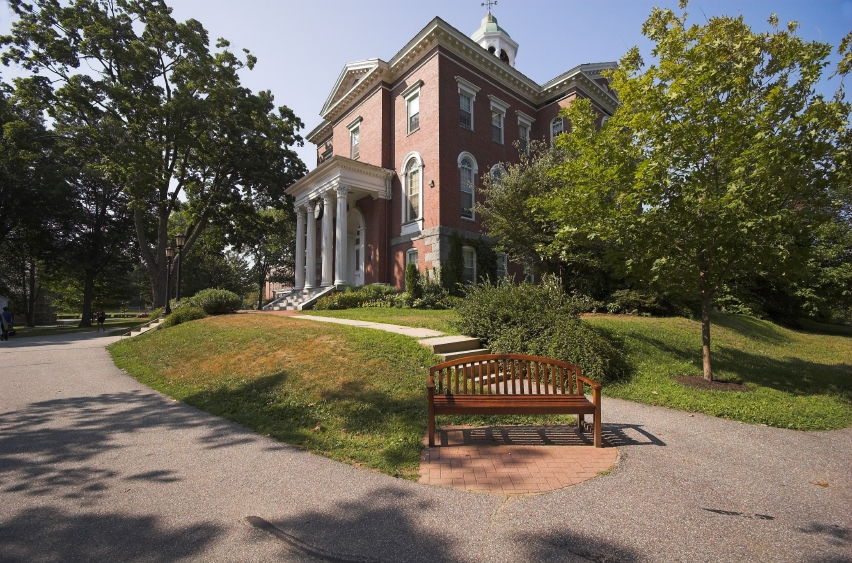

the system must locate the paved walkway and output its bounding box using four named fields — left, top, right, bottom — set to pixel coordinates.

left=419, top=426, right=618, bottom=495
left=2, top=330, right=851, bottom=562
